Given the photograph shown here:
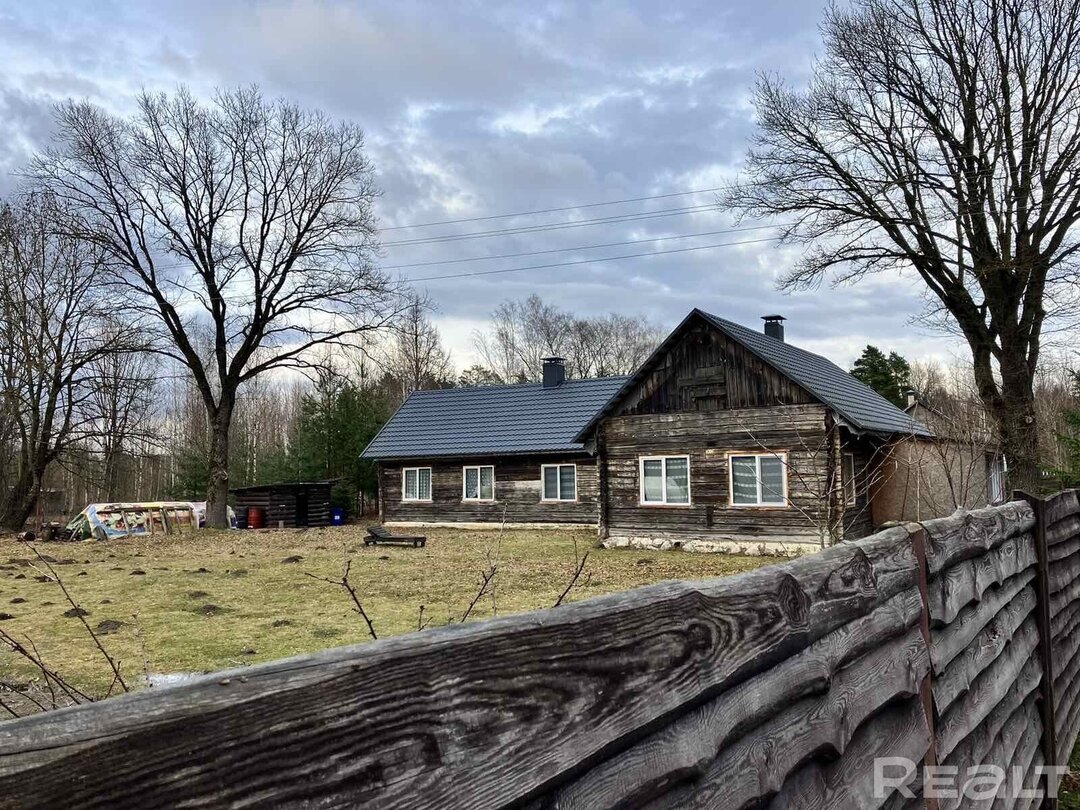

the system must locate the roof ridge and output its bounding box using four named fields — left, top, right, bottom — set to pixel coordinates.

left=410, top=374, right=631, bottom=394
